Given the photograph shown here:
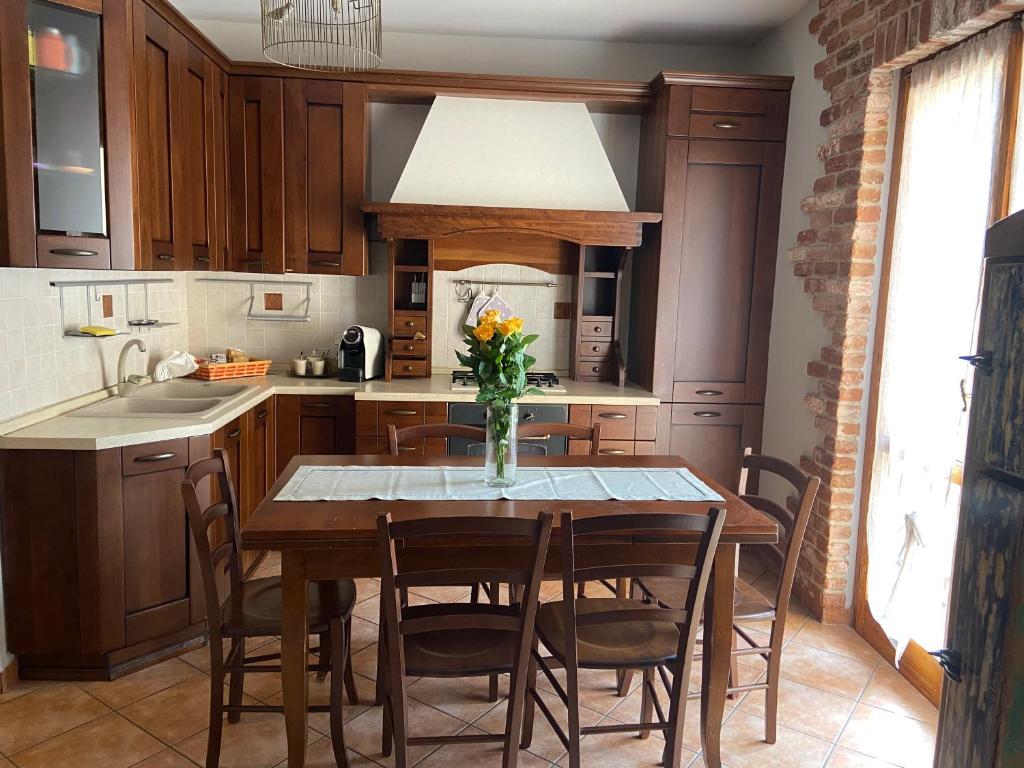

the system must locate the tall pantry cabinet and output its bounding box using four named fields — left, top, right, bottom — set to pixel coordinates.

left=629, top=77, right=791, bottom=491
